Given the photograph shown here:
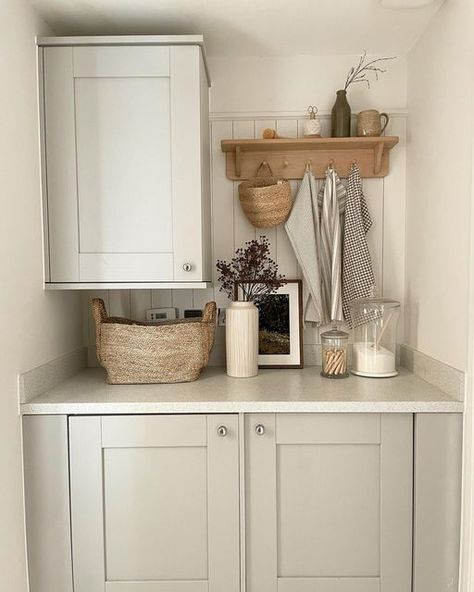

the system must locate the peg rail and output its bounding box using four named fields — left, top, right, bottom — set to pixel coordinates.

left=221, top=136, right=399, bottom=180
